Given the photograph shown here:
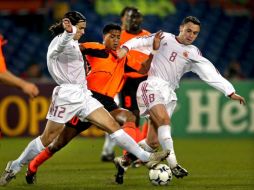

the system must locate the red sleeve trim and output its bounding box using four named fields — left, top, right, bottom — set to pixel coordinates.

left=122, top=46, right=129, bottom=52
left=228, top=92, right=235, bottom=98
